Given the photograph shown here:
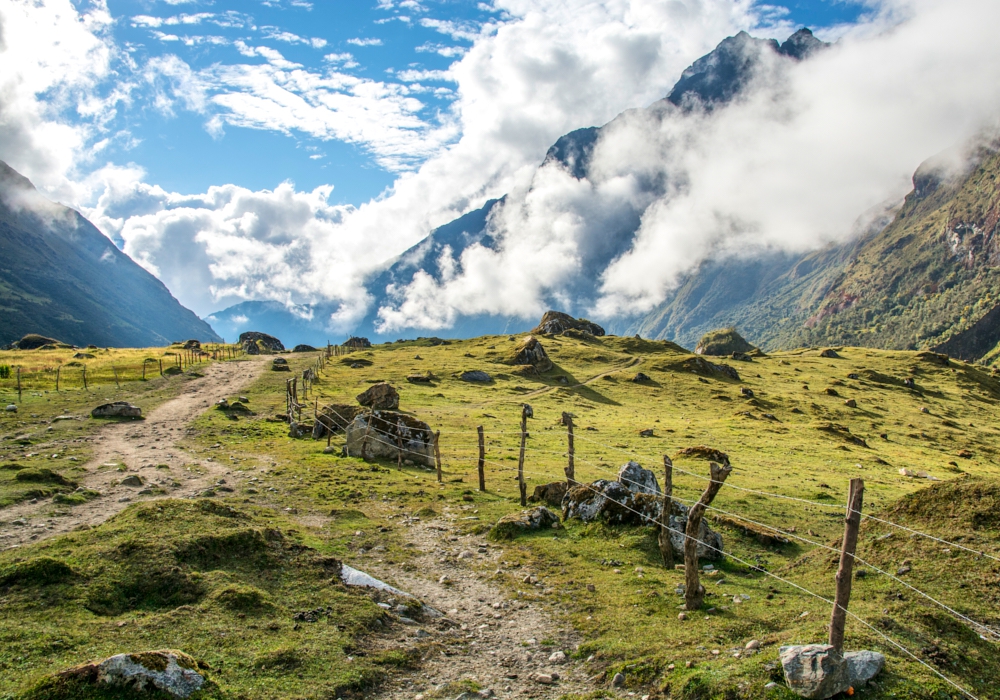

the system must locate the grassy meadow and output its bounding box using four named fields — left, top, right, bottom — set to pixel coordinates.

left=1, top=332, right=999, bottom=699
